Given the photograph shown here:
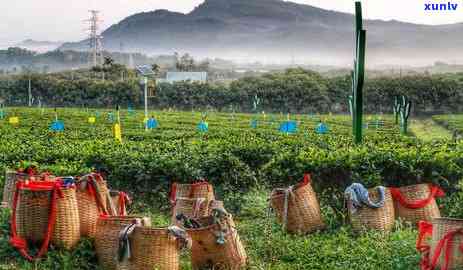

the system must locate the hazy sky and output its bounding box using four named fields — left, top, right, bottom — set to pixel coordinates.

left=1, top=0, right=463, bottom=44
